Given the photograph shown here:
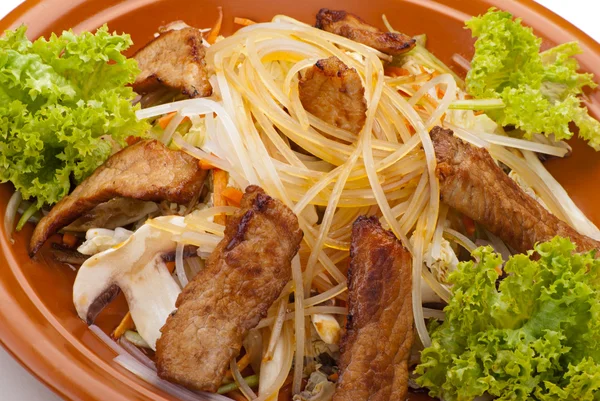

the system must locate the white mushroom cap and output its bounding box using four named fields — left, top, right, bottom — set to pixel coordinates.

left=73, top=216, right=185, bottom=350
